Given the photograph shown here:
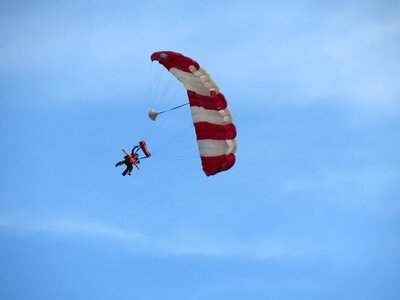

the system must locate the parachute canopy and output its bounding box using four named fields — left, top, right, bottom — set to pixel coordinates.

left=151, top=51, right=237, bottom=176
